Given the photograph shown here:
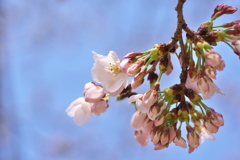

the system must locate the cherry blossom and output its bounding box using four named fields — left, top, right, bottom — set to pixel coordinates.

left=66, top=97, right=93, bottom=126
left=91, top=51, right=128, bottom=94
